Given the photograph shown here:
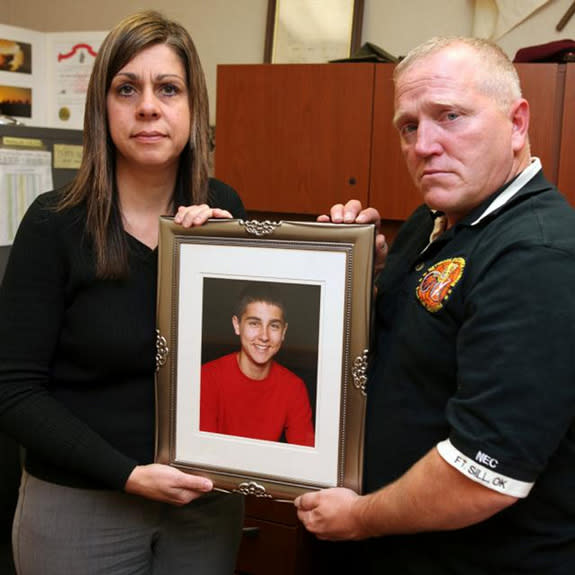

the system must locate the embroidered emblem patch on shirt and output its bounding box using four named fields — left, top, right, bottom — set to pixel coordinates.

left=416, top=257, right=465, bottom=312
